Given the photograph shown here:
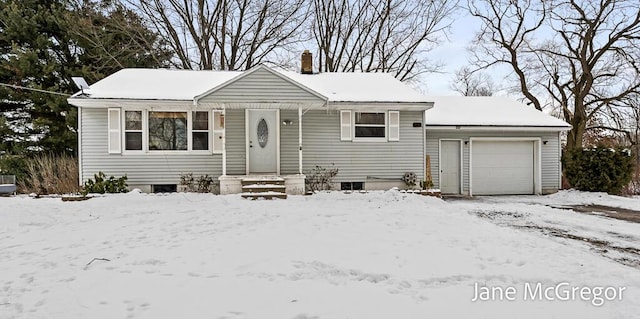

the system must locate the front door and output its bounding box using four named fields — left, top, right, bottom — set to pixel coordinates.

left=441, top=140, right=461, bottom=194
left=247, top=110, right=278, bottom=174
